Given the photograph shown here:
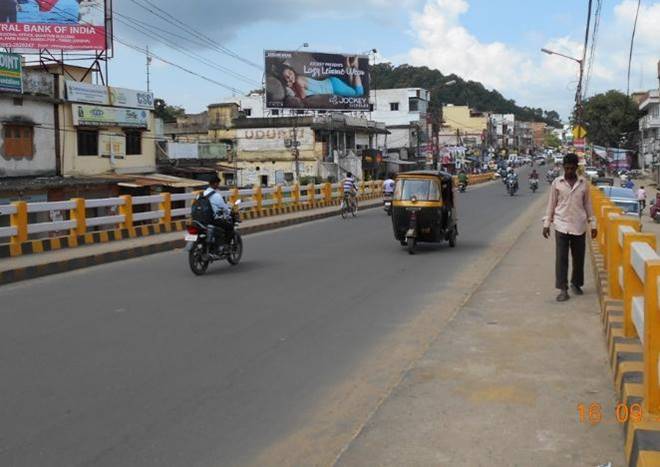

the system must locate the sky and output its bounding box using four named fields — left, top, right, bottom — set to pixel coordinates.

left=105, top=0, right=660, bottom=120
